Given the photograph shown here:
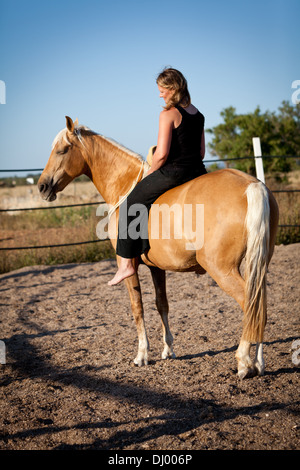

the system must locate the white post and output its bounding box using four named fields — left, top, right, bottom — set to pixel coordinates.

left=252, top=137, right=265, bottom=184
left=0, top=80, right=6, bottom=104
